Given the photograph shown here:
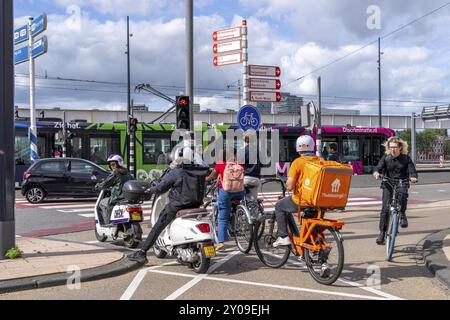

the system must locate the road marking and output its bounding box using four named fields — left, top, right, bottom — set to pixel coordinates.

left=164, top=250, right=240, bottom=300
left=437, top=190, right=447, bottom=192
left=120, top=261, right=179, bottom=301
left=336, top=278, right=404, bottom=300
left=148, top=269, right=388, bottom=300
left=346, top=201, right=382, bottom=206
